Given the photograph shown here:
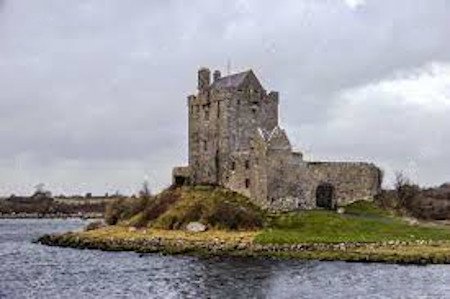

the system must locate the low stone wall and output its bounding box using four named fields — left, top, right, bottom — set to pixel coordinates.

left=308, top=162, right=382, bottom=207
left=172, top=166, right=192, bottom=185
